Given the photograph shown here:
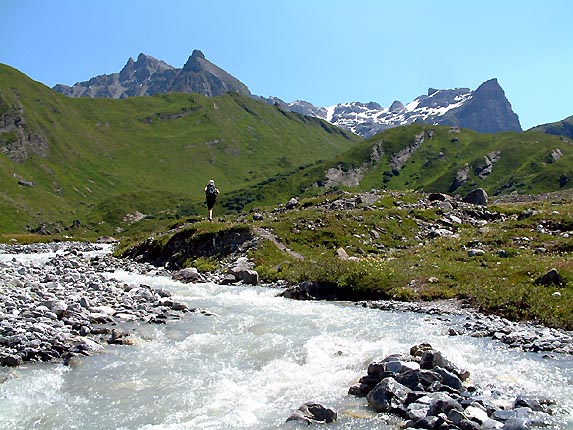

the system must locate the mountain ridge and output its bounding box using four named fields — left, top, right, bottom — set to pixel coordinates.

left=53, top=50, right=251, bottom=99
left=53, top=51, right=521, bottom=137
left=269, top=78, right=522, bottom=137
left=0, top=63, right=358, bottom=235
